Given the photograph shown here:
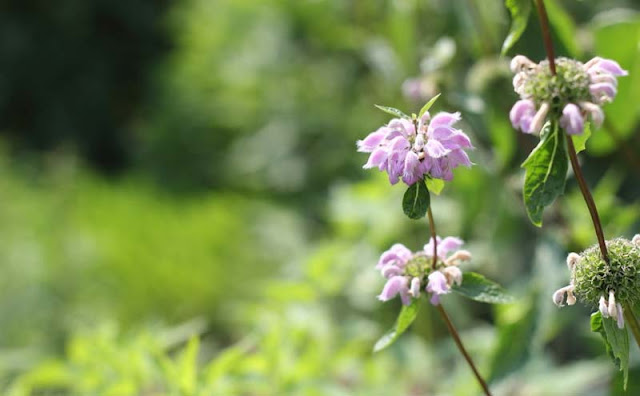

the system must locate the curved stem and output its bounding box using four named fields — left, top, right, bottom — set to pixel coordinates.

left=623, top=303, right=640, bottom=349
left=427, top=207, right=438, bottom=270
left=566, top=136, right=609, bottom=262
left=534, top=0, right=610, bottom=263
left=426, top=207, right=492, bottom=395
left=436, top=305, right=493, bottom=396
